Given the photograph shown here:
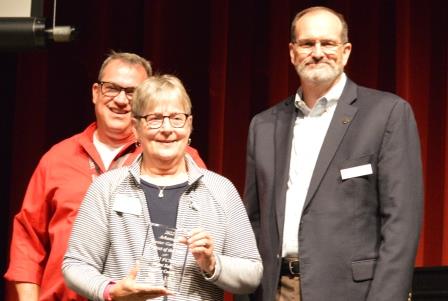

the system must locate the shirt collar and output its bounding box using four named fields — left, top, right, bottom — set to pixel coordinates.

left=129, top=153, right=204, bottom=187
left=294, top=72, right=347, bottom=116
